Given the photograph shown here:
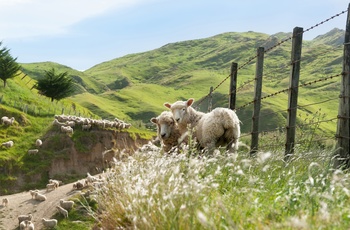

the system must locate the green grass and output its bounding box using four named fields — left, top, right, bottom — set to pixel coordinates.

left=85, top=143, right=349, bottom=229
